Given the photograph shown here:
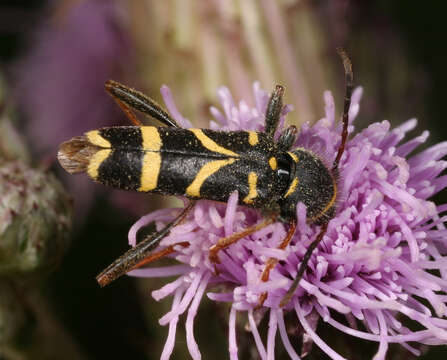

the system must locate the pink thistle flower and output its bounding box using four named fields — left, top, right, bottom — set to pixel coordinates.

left=127, top=83, right=447, bottom=359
